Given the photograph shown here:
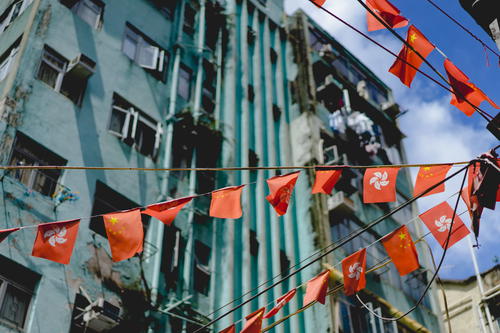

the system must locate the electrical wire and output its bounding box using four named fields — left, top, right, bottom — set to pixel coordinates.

left=192, top=163, right=470, bottom=332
